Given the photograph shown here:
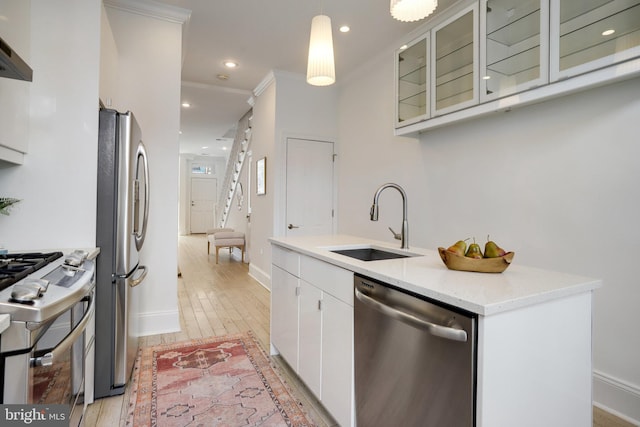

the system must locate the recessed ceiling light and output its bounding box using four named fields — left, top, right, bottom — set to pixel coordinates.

left=181, top=102, right=191, bottom=108
left=224, top=60, right=238, bottom=68
left=339, top=25, right=350, bottom=33
left=217, top=74, right=229, bottom=80
left=202, top=146, right=208, bottom=149
left=602, top=29, right=615, bottom=36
